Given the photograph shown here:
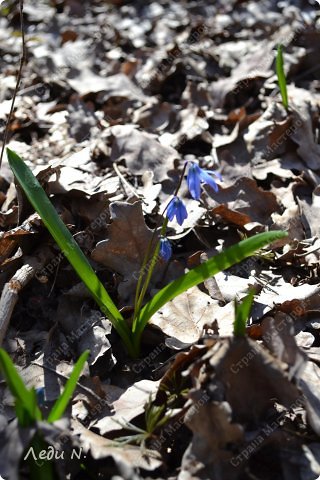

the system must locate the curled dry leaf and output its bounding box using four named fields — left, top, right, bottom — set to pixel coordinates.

left=178, top=336, right=304, bottom=479
left=253, top=279, right=320, bottom=321
left=299, top=361, right=320, bottom=437
left=188, top=337, right=302, bottom=424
